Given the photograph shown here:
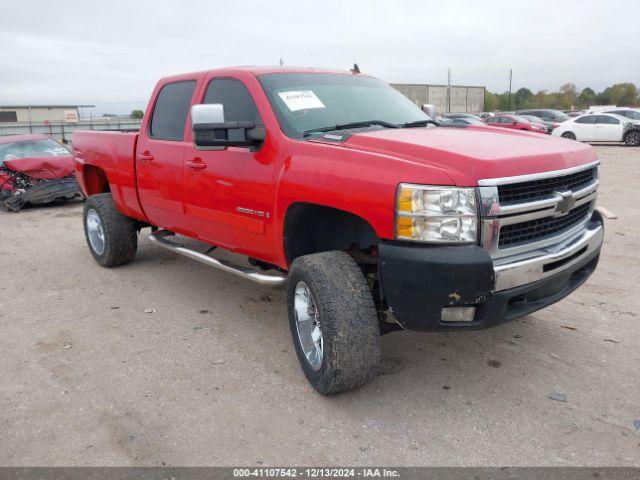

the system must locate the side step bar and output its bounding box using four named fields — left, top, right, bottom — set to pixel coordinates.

left=148, top=230, right=287, bottom=287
